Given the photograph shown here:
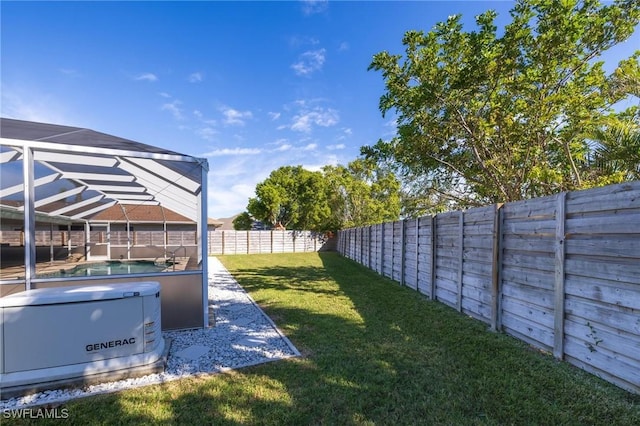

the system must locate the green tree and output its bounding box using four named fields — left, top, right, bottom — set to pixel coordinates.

left=246, top=162, right=402, bottom=231
left=232, top=212, right=253, bottom=230
left=323, top=159, right=401, bottom=229
left=364, top=0, right=640, bottom=213
left=247, top=166, right=331, bottom=231
left=588, top=119, right=640, bottom=183
left=586, top=52, right=640, bottom=183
